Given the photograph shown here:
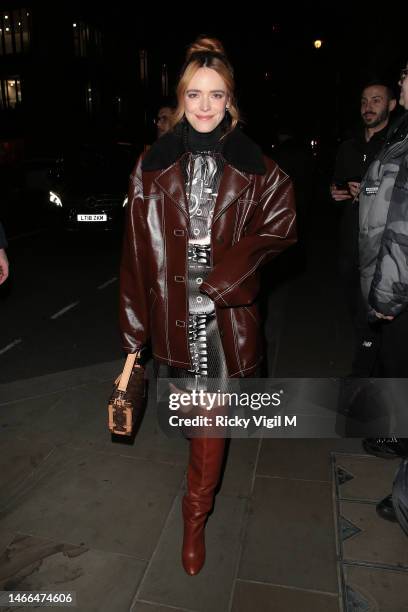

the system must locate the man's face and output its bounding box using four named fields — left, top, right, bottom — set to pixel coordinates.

left=360, top=85, right=392, bottom=128
left=156, top=107, right=173, bottom=137
left=399, top=64, right=408, bottom=110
